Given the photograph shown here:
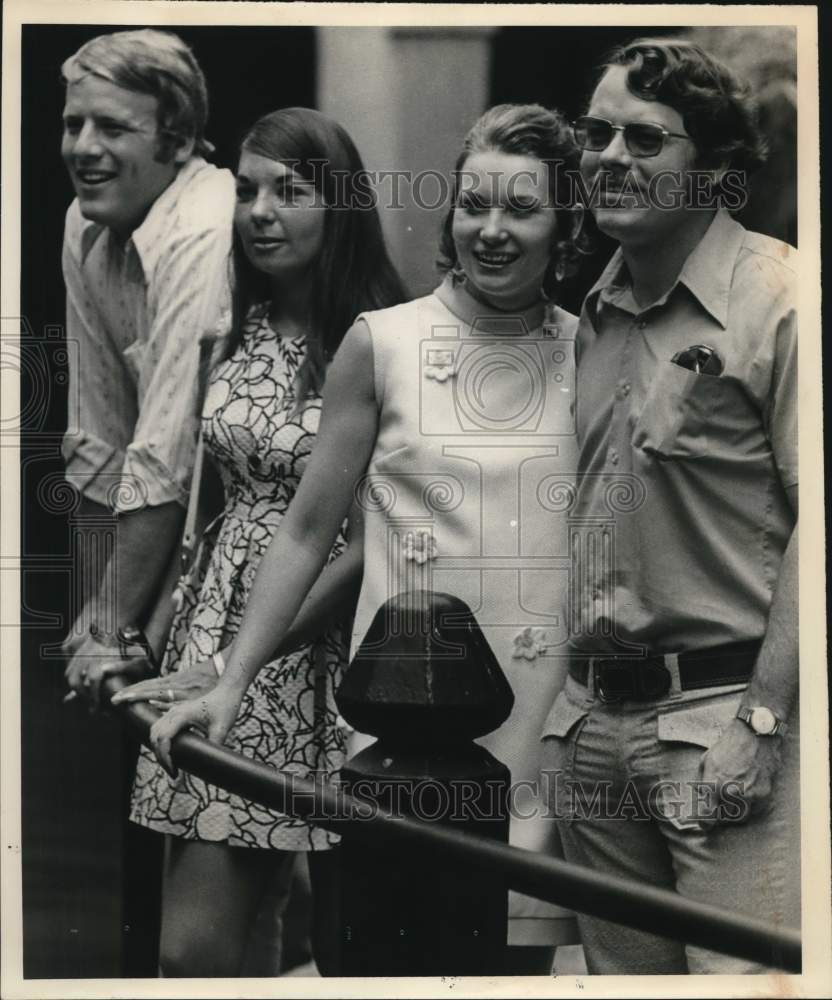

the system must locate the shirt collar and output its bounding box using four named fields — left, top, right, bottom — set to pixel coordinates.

left=78, top=157, right=207, bottom=269
left=674, top=209, right=746, bottom=328
left=434, top=274, right=546, bottom=334
left=585, top=210, right=747, bottom=330
left=584, top=246, right=629, bottom=323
